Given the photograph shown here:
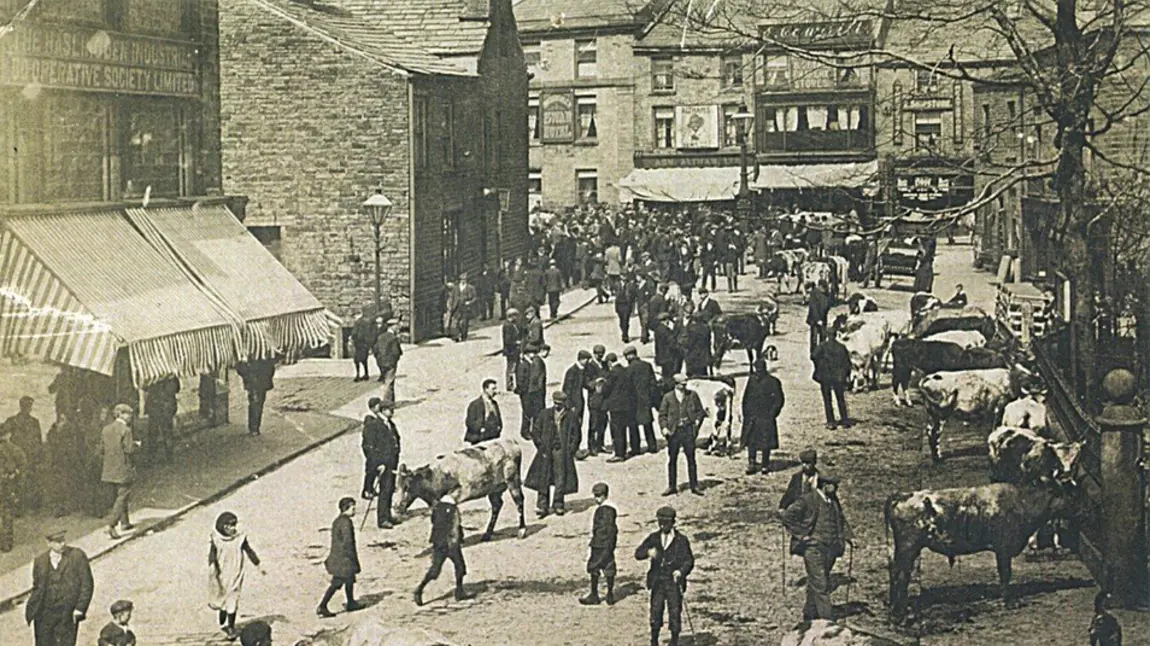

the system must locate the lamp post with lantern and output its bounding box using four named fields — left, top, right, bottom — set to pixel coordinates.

left=733, top=104, right=756, bottom=219
left=362, top=189, right=393, bottom=317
